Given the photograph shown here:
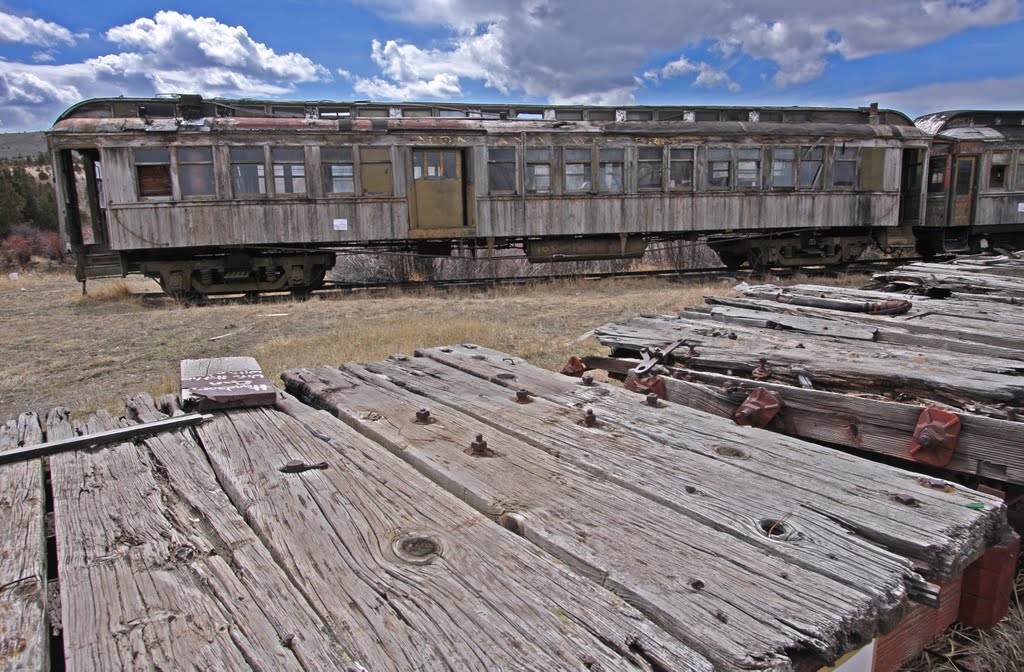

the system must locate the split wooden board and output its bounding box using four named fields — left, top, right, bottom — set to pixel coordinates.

left=30, top=392, right=707, bottom=671
left=0, top=413, right=47, bottom=671
left=282, top=344, right=1008, bottom=670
